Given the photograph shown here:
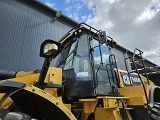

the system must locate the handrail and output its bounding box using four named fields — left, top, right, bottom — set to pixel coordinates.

left=109, top=54, right=120, bottom=85
left=131, top=48, right=149, bottom=104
